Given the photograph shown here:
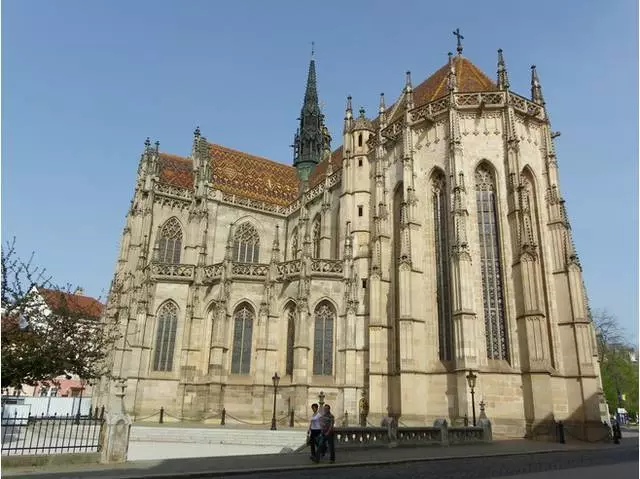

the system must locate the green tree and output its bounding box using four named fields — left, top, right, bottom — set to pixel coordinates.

left=592, top=309, right=639, bottom=420
left=1, top=239, right=120, bottom=389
